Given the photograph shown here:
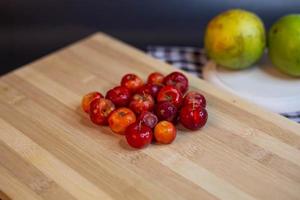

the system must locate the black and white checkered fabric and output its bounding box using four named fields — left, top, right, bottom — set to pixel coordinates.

left=147, top=46, right=300, bottom=123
